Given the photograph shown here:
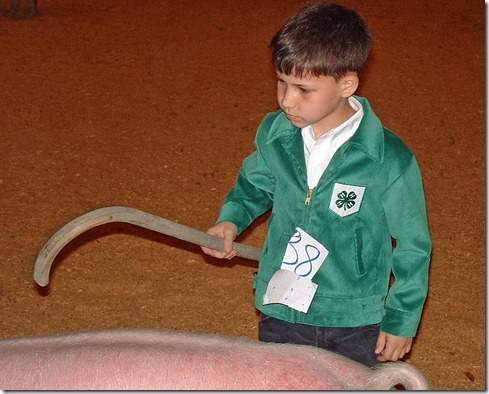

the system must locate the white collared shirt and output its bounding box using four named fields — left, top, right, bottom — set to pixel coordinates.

left=302, top=96, right=364, bottom=188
